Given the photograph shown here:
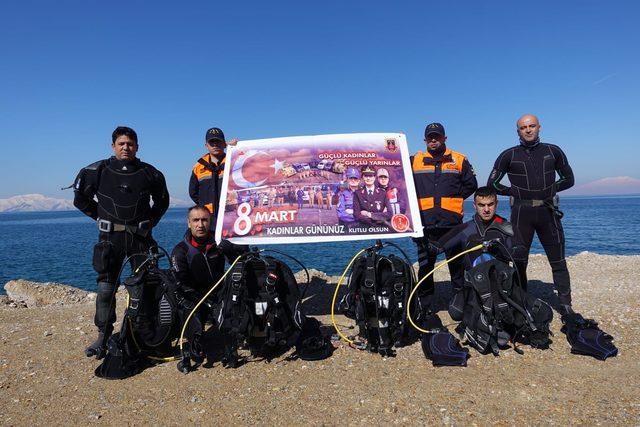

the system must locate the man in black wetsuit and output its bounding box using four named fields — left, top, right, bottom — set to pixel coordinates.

left=433, top=186, right=526, bottom=272
left=73, top=126, right=170, bottom=358
left=487, top=114, right=575, bottom=314
left=171, top=206, right=246, bottom=364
